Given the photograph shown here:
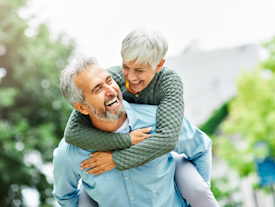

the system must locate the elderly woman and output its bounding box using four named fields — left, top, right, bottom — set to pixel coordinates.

left=64, top=27, right=219, bottom=207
